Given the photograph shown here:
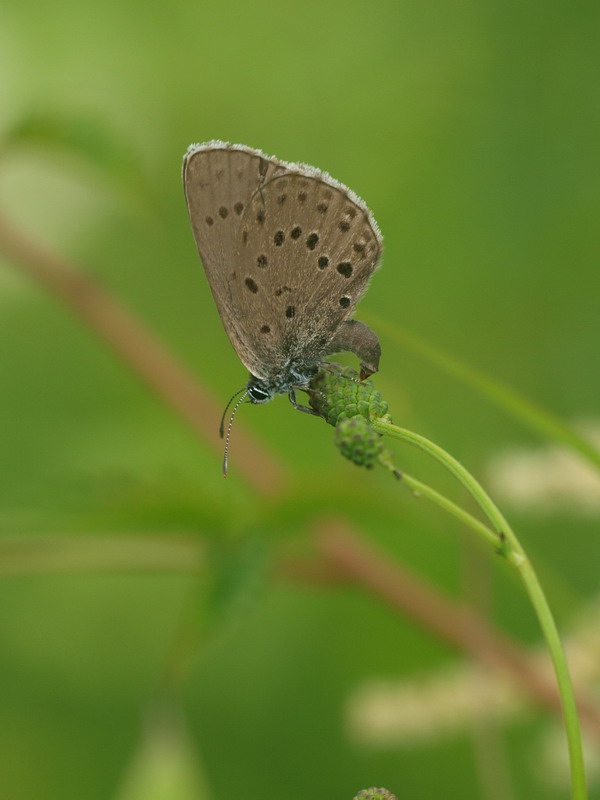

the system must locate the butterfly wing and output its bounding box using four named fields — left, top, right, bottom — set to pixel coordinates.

left=183, top=142, right=291, bottom=370
left=229, top=171, right=382, bottom=379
